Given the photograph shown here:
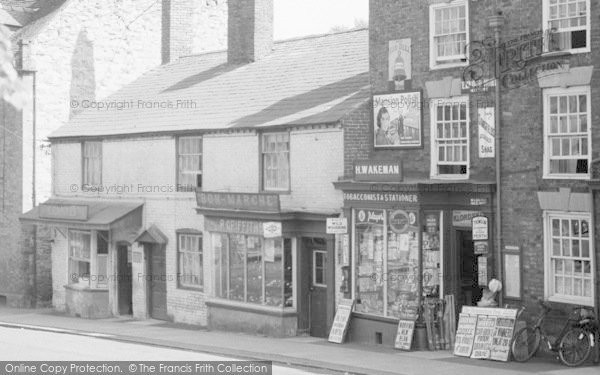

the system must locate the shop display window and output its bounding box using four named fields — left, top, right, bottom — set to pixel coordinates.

left=422, top=212, right=443, bottom=298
